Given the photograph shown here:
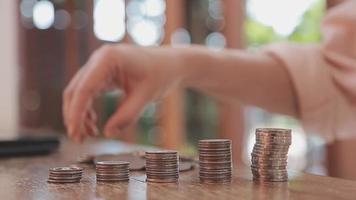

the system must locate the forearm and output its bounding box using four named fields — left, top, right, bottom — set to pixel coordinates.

left=177, top=46, right=298, bottom=117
